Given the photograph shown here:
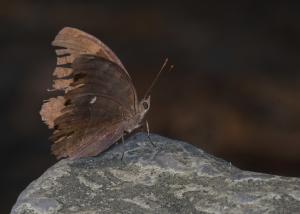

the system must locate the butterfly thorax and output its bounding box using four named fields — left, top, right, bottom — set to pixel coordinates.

left=123, top=116, right=142, bottom=133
